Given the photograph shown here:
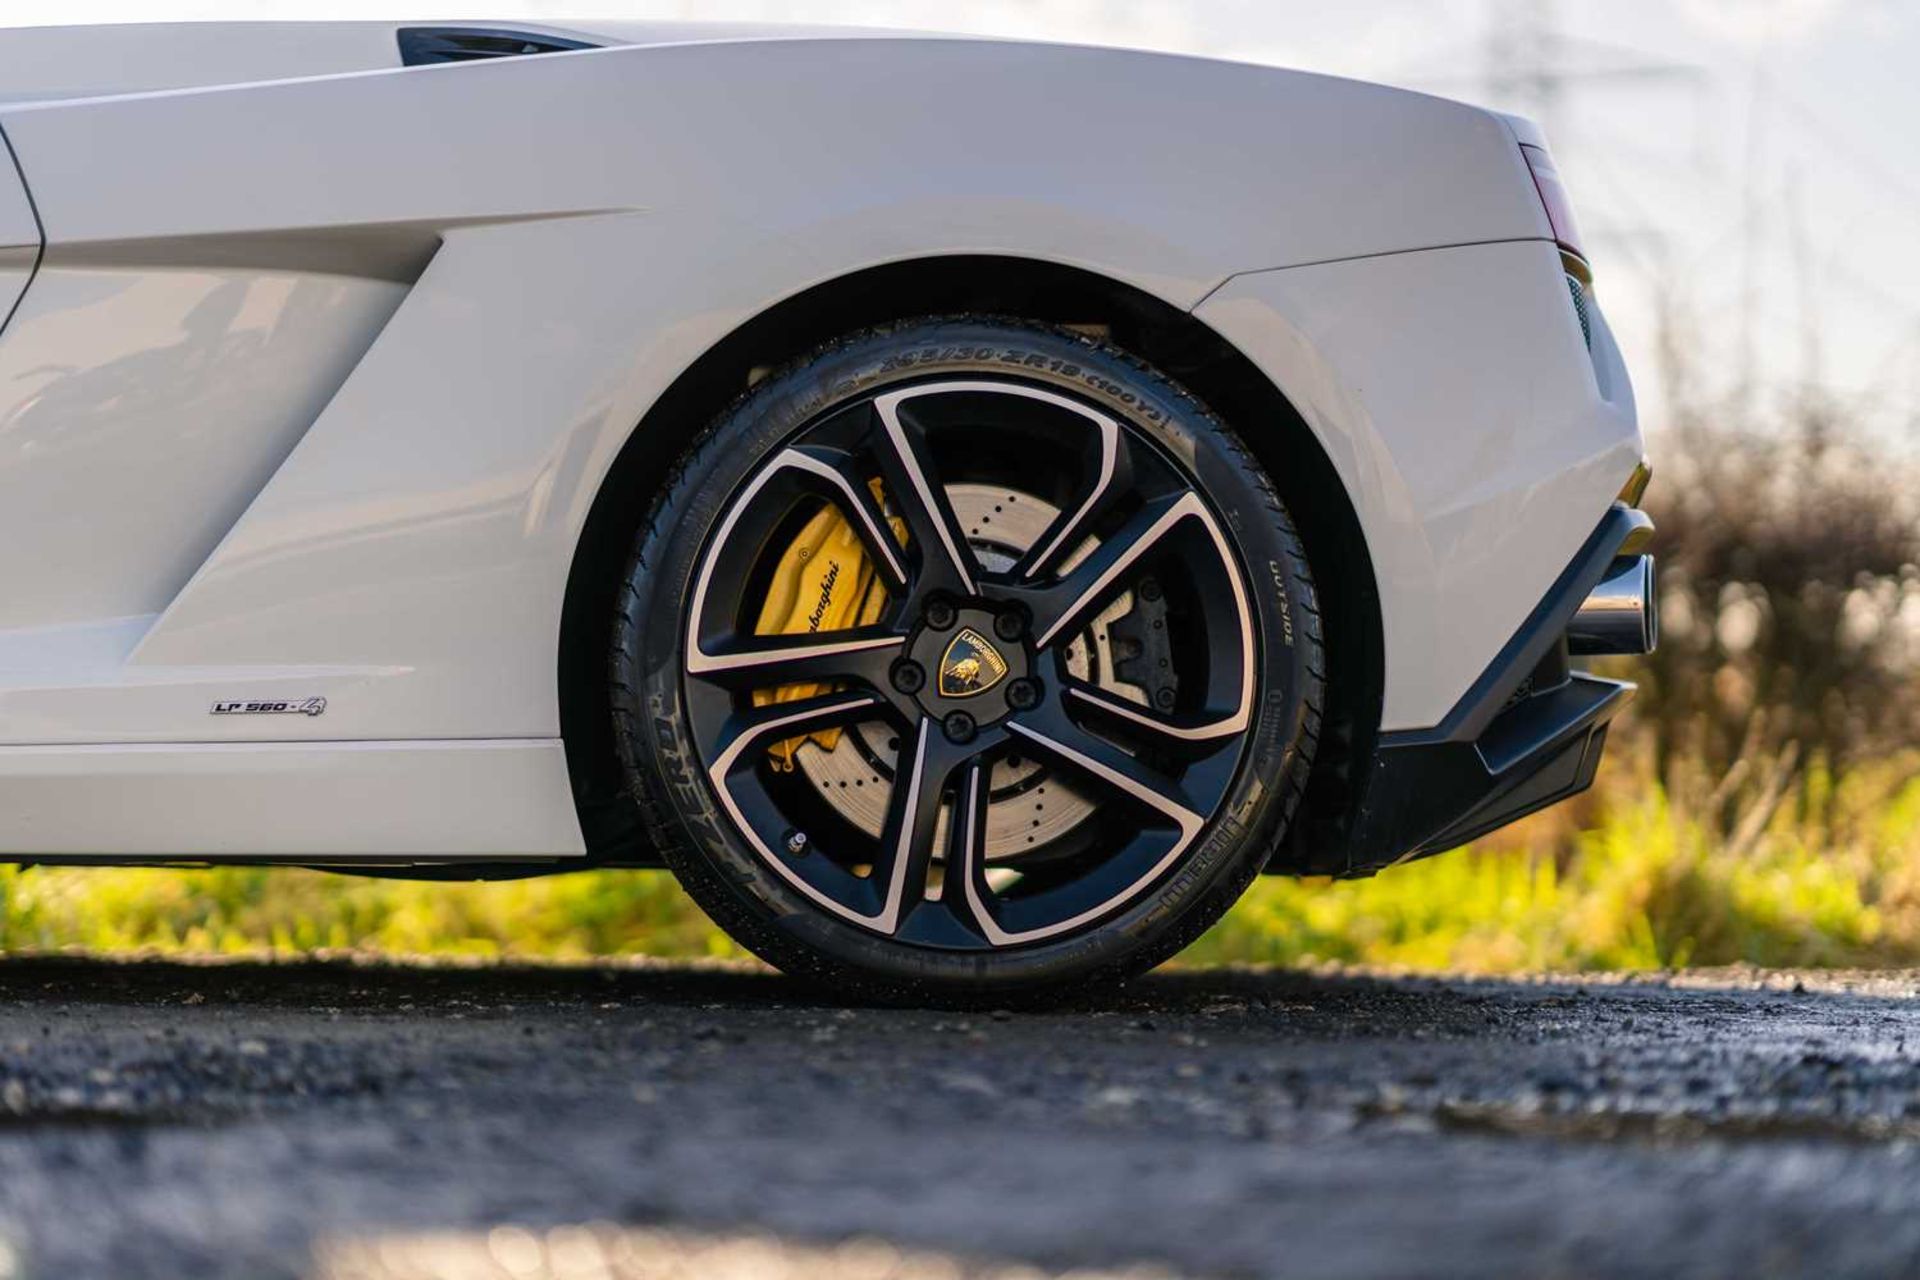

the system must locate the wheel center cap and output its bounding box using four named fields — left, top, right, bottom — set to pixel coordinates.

left=909, top=607, right=1029, bottom=722
left=939, top=627, right=1009, bottom=699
